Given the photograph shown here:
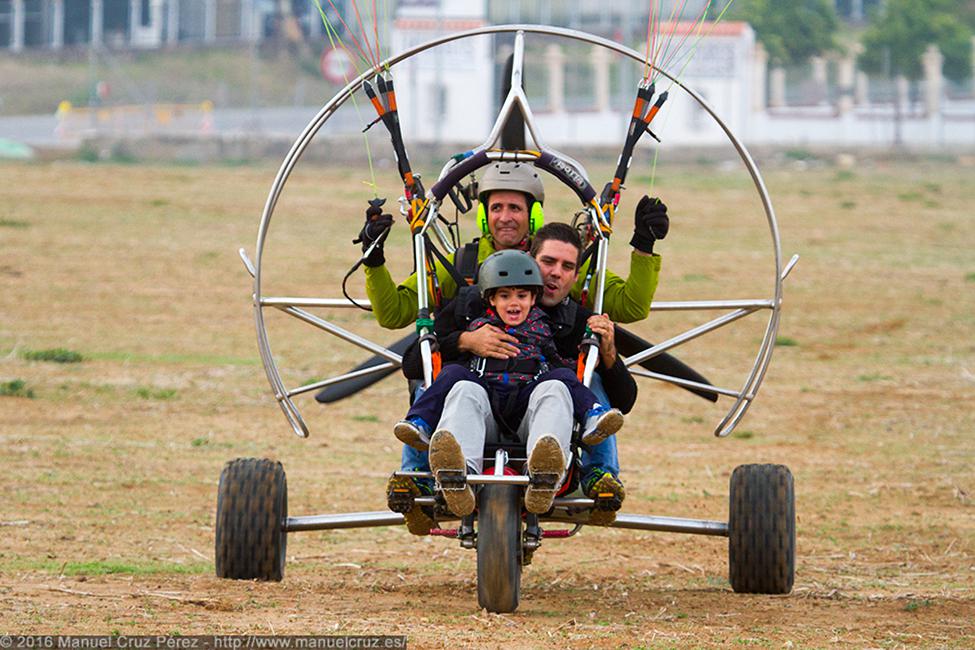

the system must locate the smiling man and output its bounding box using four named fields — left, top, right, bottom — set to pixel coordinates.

left=358, top=162, right=665, bottom=331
